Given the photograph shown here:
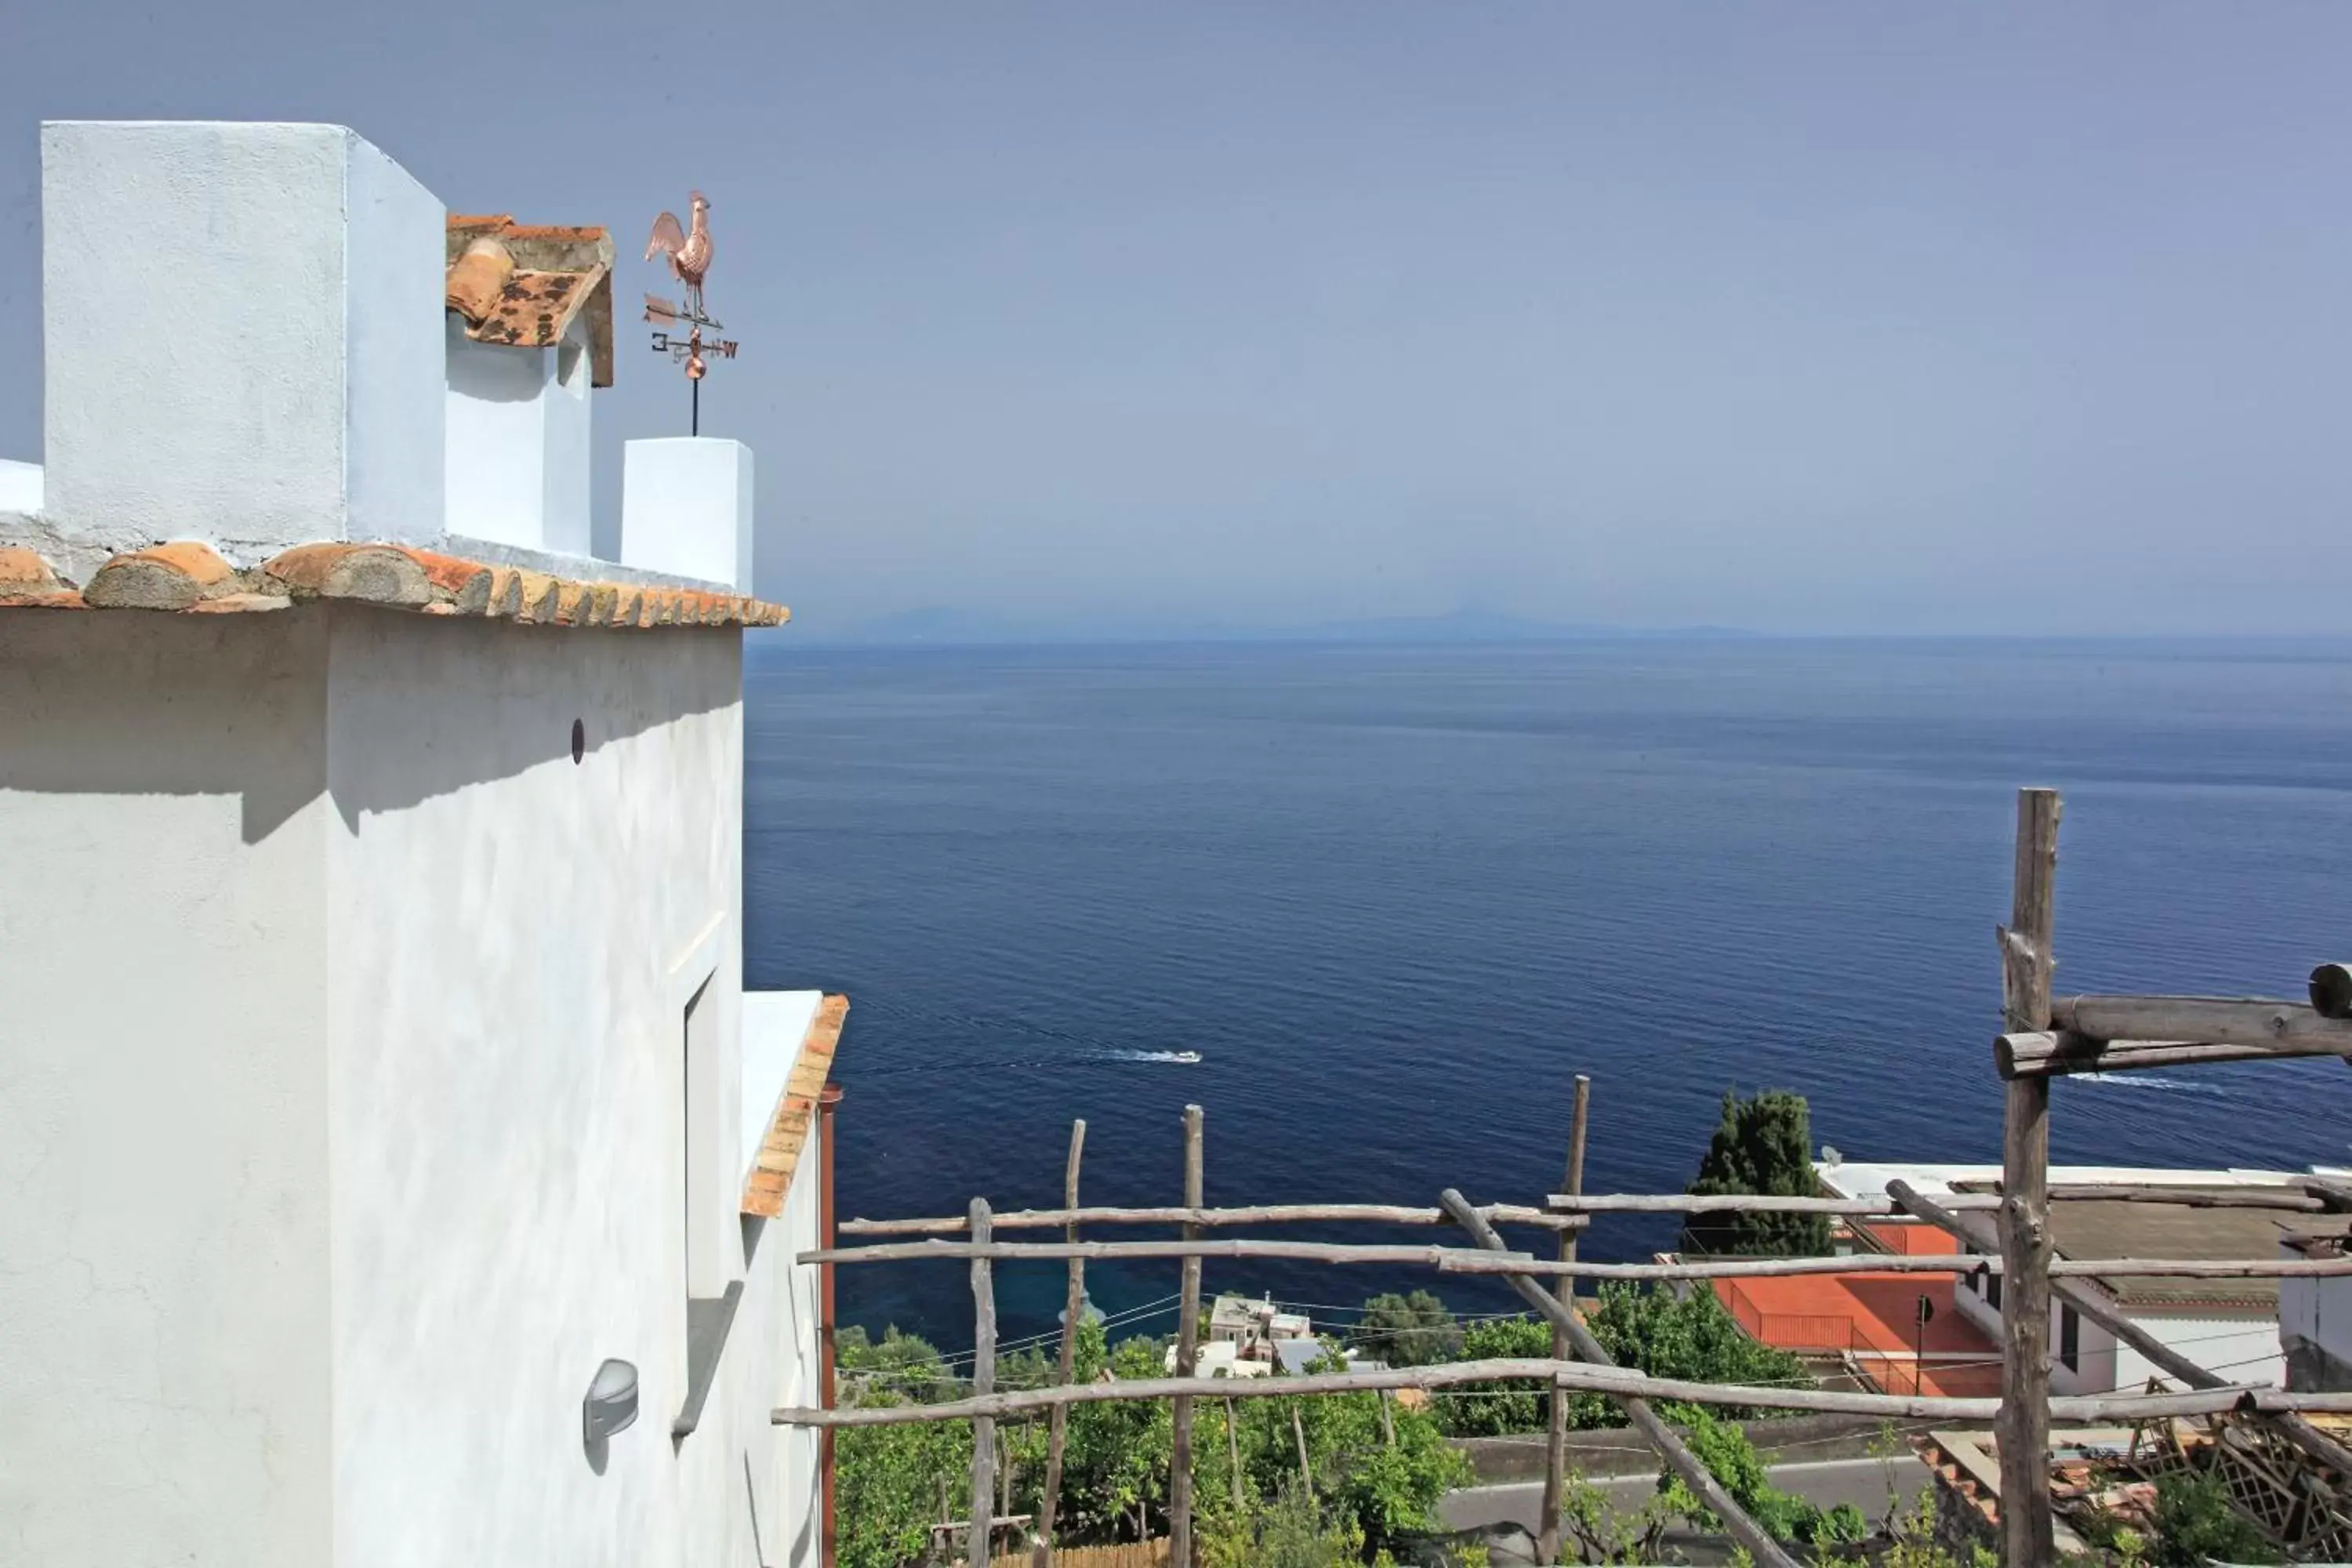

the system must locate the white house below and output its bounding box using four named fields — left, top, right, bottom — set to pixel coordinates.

left=1818, top=1160, right=2314, bottom=1396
